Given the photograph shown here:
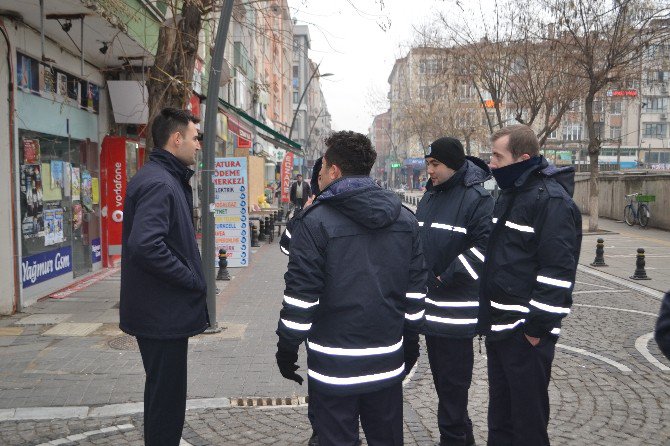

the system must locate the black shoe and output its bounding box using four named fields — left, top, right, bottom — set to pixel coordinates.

left=308, top=431, right=319, bottom=446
